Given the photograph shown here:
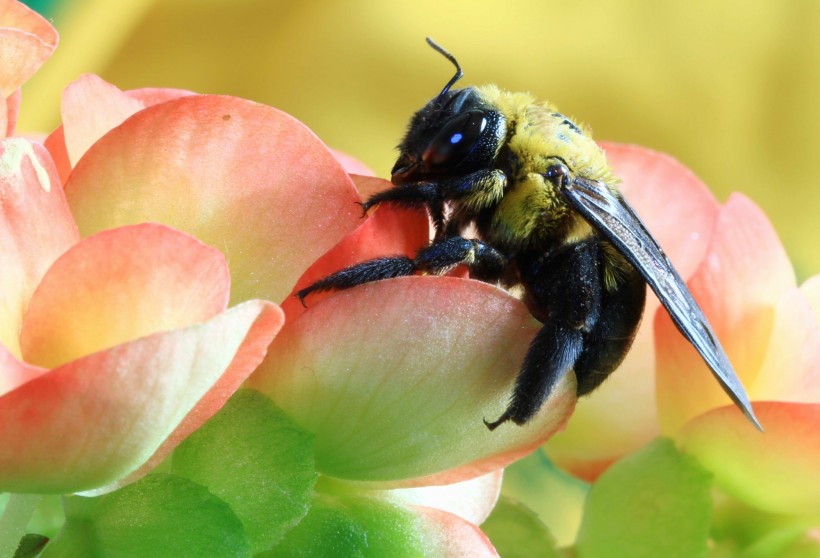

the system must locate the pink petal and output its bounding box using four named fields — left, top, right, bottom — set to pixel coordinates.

left=65, top=95, right=361, bottom=305
left=751, top=288, right=820, bottom=403
left=603, top=143, right=720, bottom=280
left=42, top=126, right=70, bottom=185
left=678, top=402, right=820, bottom=515
left=249, top=276, right=575, bottom=484
left=0, top=299, right=282, bottom=494
left=0, top=0, right=58, bottom=96
left=282, top=180, right=429, bottom=321
left=656, top=194, right=796, bottom=432
left=0, top=138, right=79, bottom=358
left=0, top=342, right=45, bottom=397
left=61, top=74, right=146, bottom=167
left=3, top=88, right=20, bottom=137
left=413, top=506, right=499, bottom=558
left=21, top=223, right=230, bottom=369
left=330, top=149, right=375, bottom=176
left=385, top=470, right=502, bottom=525
left=547, top=144, right=720, bottom=479
left=124, top=87, right=195, bottom=106
left=801, top=275, right=820, bottom=323
left=91, top=299, right=285, bottom=493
